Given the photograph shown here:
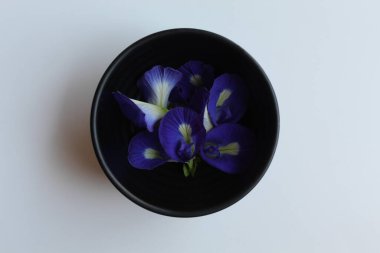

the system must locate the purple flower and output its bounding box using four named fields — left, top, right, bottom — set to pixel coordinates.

left=113, top=91, right=168, bottom=132
left=200, top=123, right=254, bottom=174
left=138, top=66, right=183, bottom=108
left=113, top=62, right=253, bottom=177
left=169, top=60, right=214, bottom=109
left=207, top=73, right=248, bottom=127
left=128, top=131, right=169, bottom=170
left=113, top=65, right=182, bottom=132
left=159, top=107, right=206, bottom=162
